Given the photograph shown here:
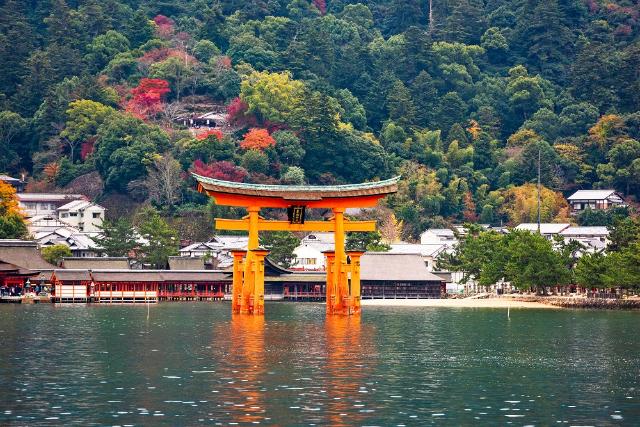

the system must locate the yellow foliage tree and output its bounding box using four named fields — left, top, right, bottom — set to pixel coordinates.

left=240, top=71, right=305, bottom=123
left=500, top=183, right=570, bottom=225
